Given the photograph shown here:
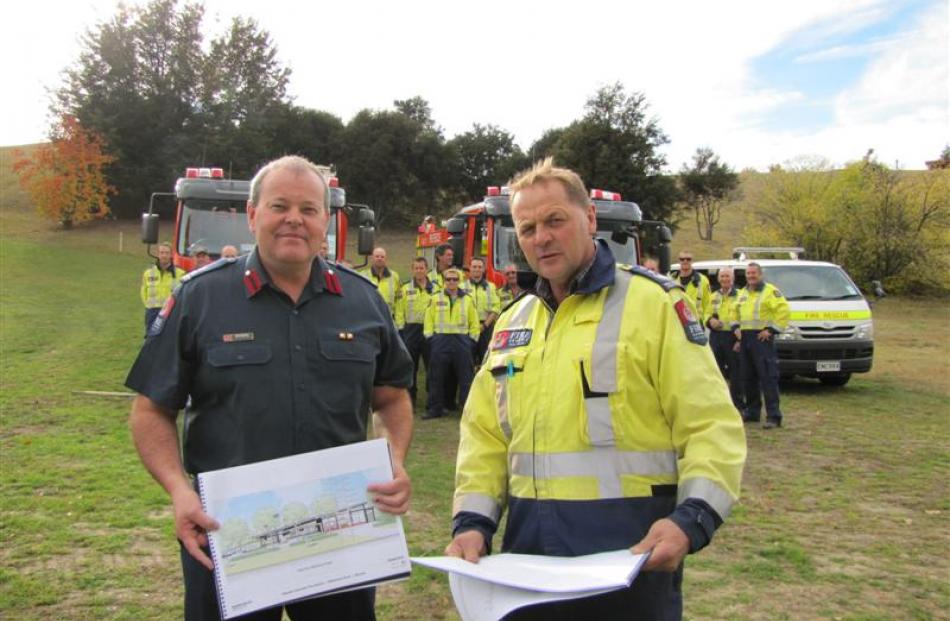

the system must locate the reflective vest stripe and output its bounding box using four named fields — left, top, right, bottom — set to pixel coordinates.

left=453, top=492, right=502, bottom=522
left=510, top=449, right=679, bottom=498
left=586, top=270, right=634, bottom=447
left=495, top=377, right=512, bottom=440
left=678, top=476, right=735, bottom=519
left=434, top=295, right=472, bottom=334
left=405, top=283, right=428, bottom=323
left=739, top=286, right=776, bottom=330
